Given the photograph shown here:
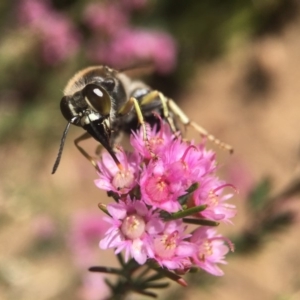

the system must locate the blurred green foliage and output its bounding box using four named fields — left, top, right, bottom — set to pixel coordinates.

left=248, top=177, right=272, bottom=211
left=149, top=0, right=298, bottom=85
